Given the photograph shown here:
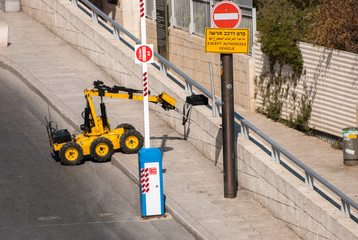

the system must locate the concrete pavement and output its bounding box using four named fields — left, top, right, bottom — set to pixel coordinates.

left=1, top=10, right=357, bottom=239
